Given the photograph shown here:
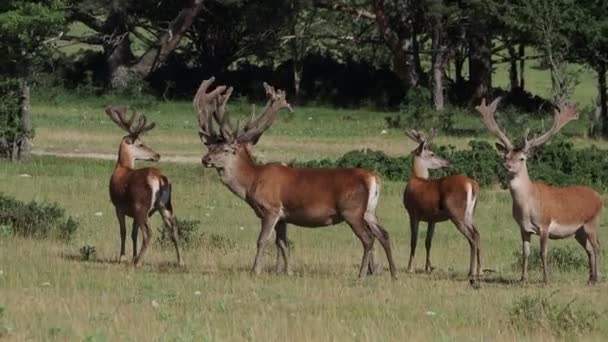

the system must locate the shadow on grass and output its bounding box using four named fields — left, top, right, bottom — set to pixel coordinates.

left=60, top=253, right=121, bottom=265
